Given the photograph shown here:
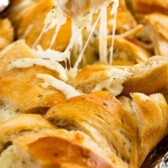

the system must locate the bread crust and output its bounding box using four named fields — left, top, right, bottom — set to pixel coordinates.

left=27, top=137, right=113, bottom=168
left=123, top=56, right=168, bottom=95
left=75, top=56, right=168, bottom=96
left=0, top=41, right=66, bottom=113
left=0, top=19, right=14, bottom=51
left=0, top=114, right=54, bottom=152
left=46, top=91, right=138, bottom=168
left=119, top=93, right=168, bottom=166
left=132, top=0, right=168, bottom=15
